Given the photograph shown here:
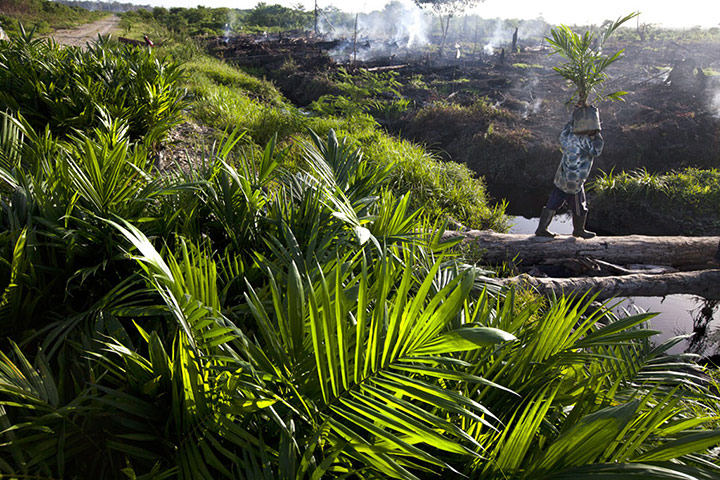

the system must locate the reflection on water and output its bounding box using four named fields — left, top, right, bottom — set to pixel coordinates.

left=609, top=296, right=720, bottom=356
left=489, top=185, right=549, bottom=219
left=508, top=213, right=573, bottom=235
left=684, top=299, right=719, bottom=355
left=495, top=185, right=719, bottom=358
left=492, top=183, right=576, bottom=235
